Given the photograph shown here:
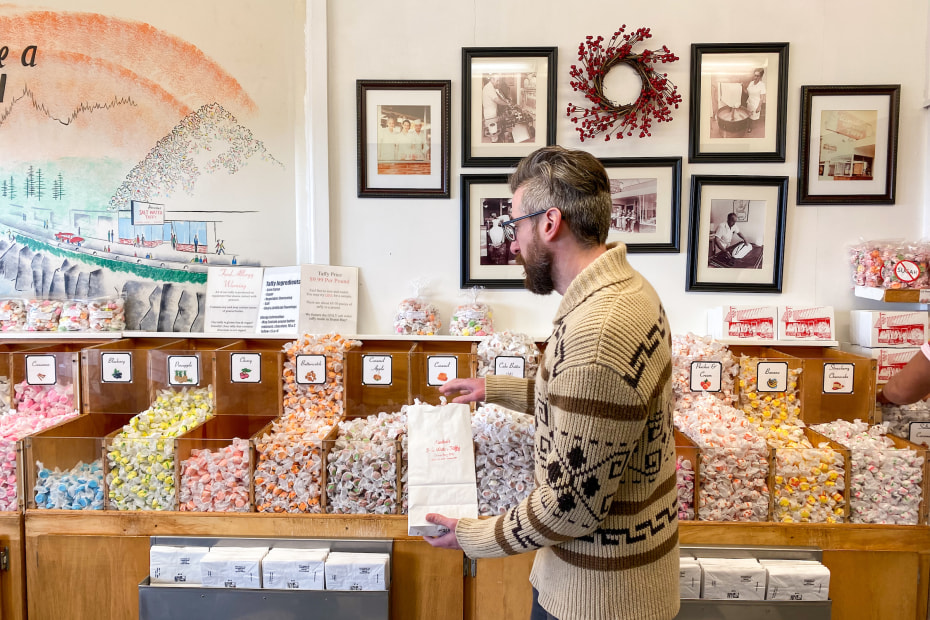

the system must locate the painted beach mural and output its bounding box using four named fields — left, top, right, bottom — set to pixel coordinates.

left=0, top=4, right=301, bottom=330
